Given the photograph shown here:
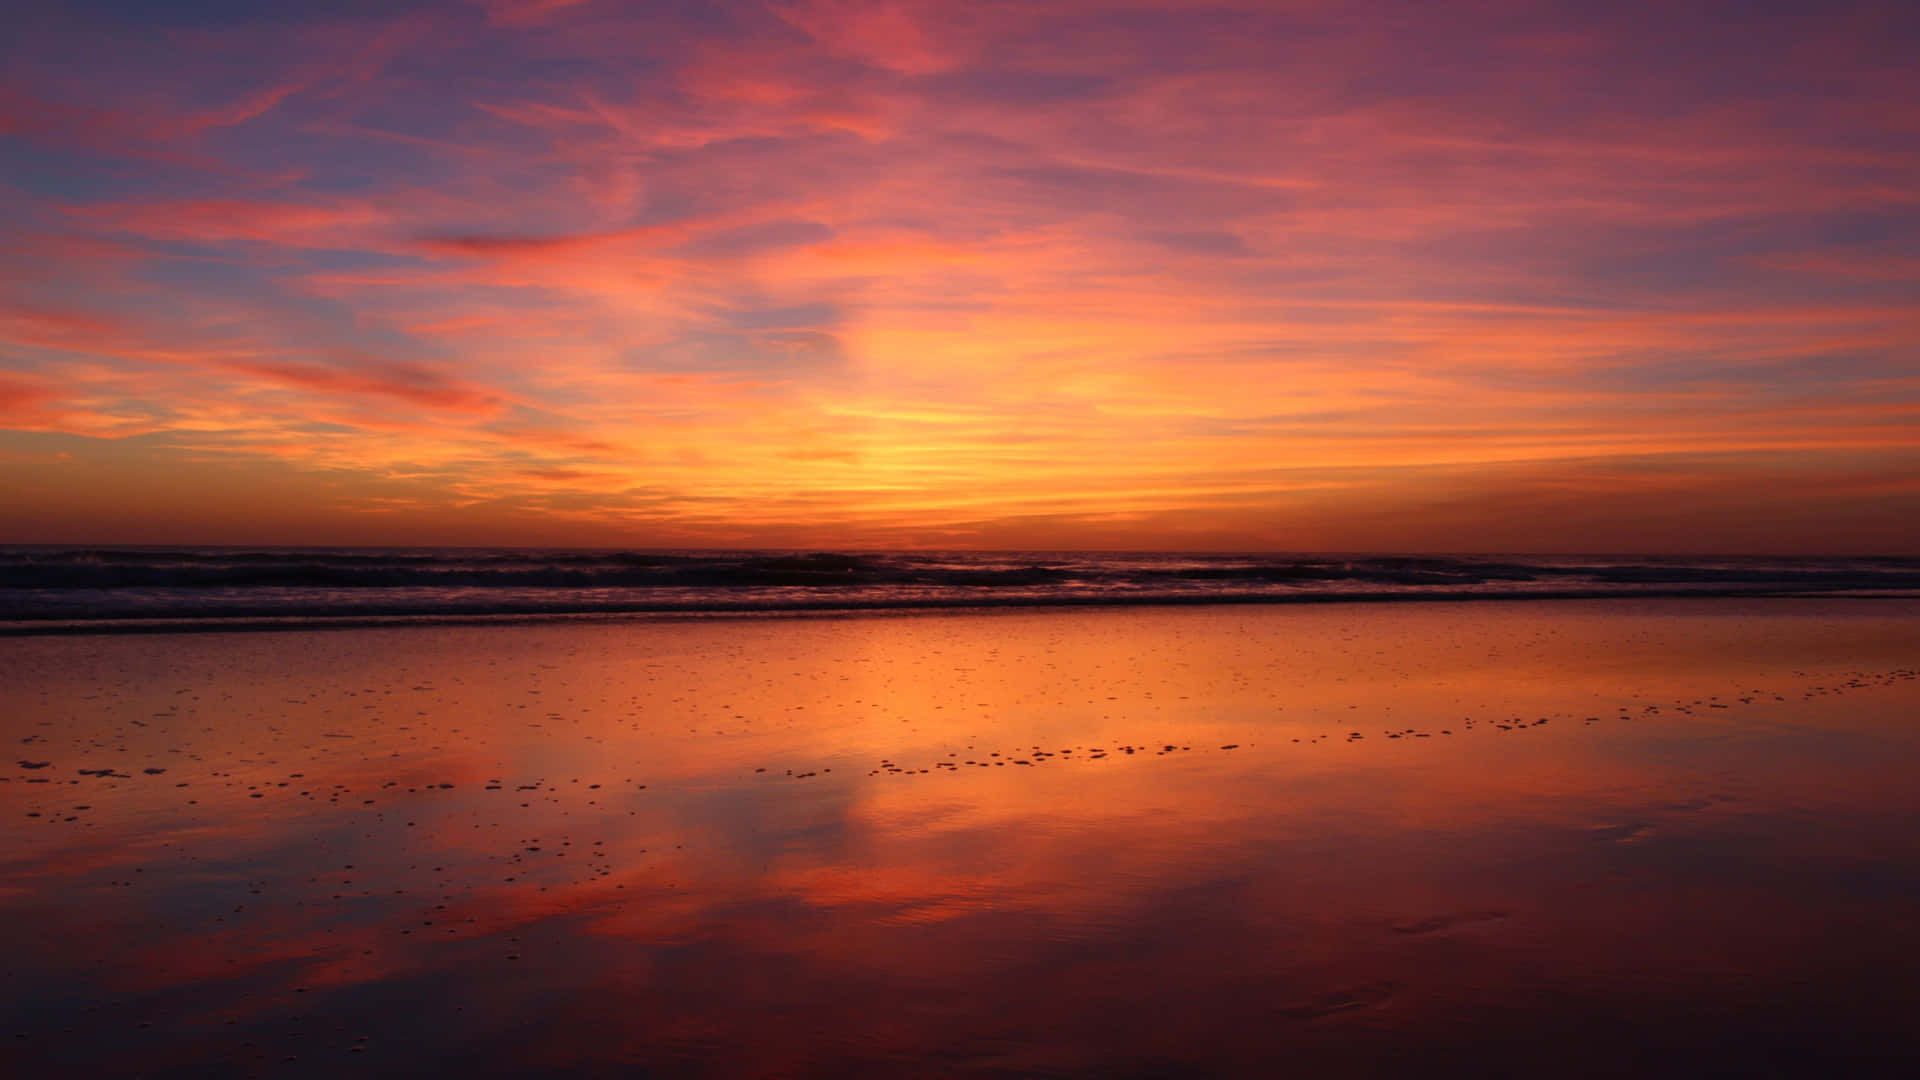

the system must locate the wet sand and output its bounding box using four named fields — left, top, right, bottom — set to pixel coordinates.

left=4, top=599, right=1920, bottom=1077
